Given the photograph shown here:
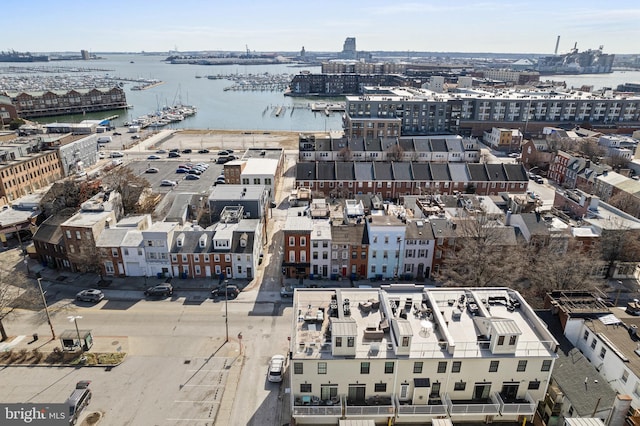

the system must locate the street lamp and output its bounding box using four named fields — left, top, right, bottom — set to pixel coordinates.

left=224, top=279, right=229, bottom=343
left=36, top=278, right=56, bottom=339
left=68, top=315, right=86, bottom=362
